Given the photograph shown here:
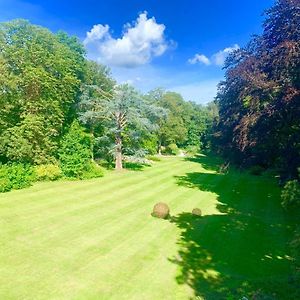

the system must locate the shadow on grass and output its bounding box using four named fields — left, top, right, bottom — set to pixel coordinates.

left=170, top=154, right=298, bottom=299
left=184, top=153, right=224, bottom=172
left=123, top=161, right=151, bottom=171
